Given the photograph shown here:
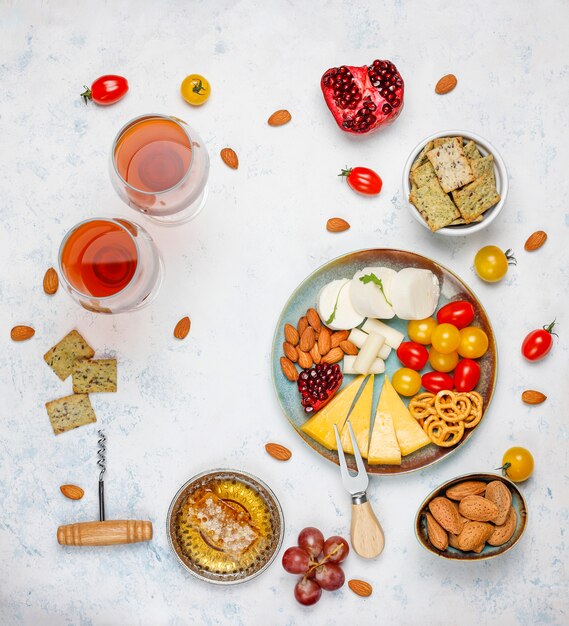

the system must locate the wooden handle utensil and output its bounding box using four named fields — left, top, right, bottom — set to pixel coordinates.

left=57, top=520, right=153, bottom=546
left=350, top=499, right=385, bottom=559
